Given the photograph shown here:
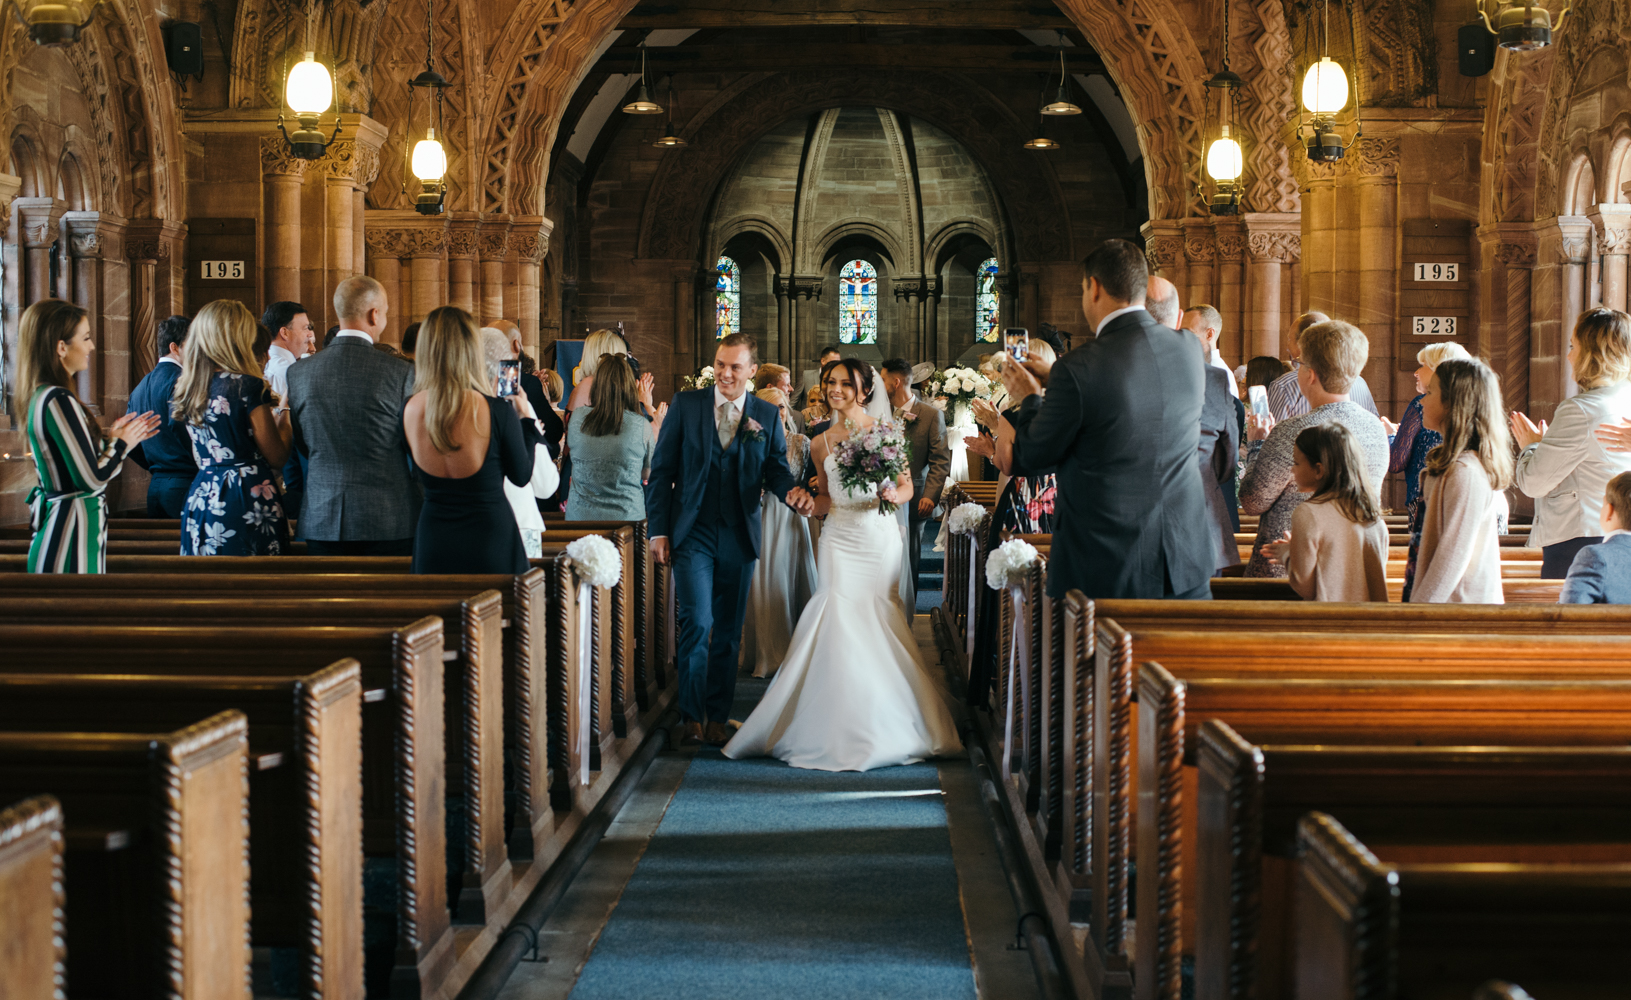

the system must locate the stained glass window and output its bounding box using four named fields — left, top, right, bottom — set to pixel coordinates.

left=838, top=259, right=878, bottom=345
left=977, top=258, right=1001, bottom=342
left=715, top=256, right=740, bottom=339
